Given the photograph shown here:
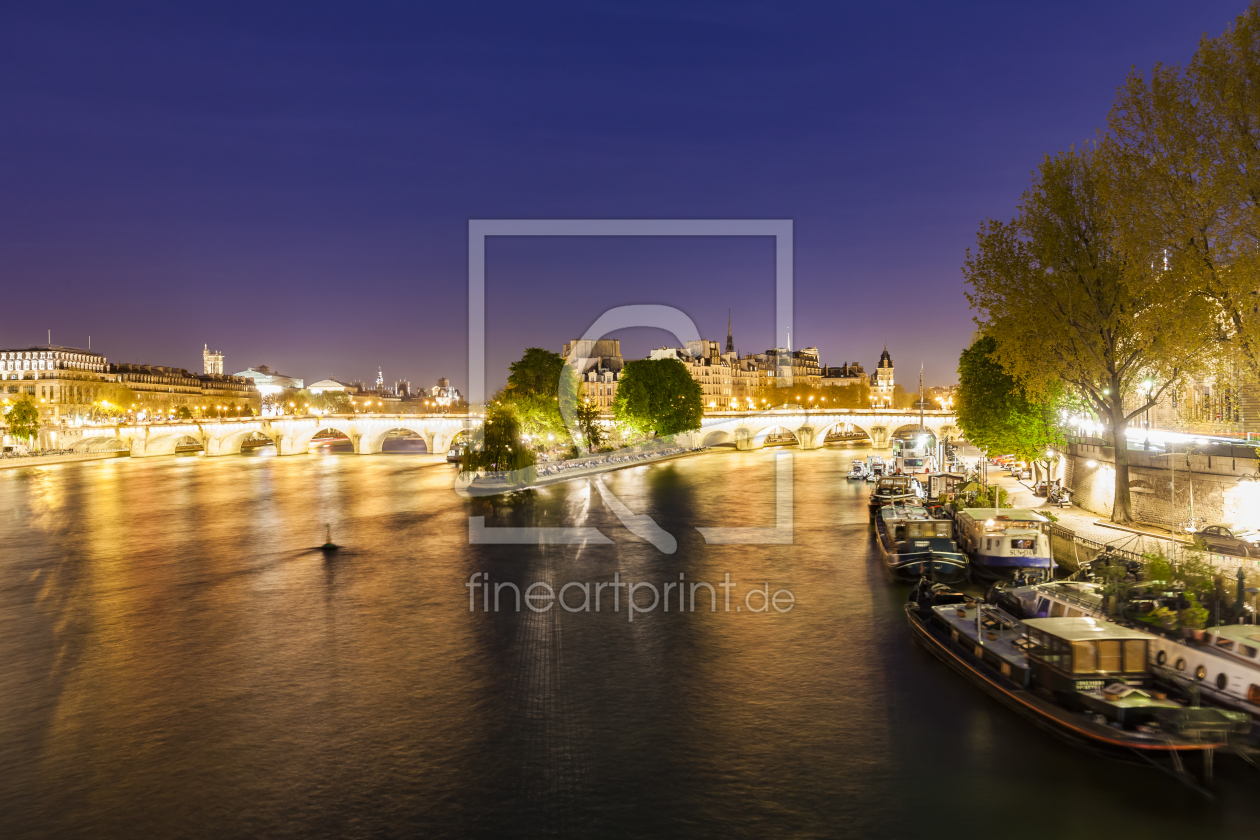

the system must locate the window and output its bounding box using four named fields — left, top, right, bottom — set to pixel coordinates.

left=1242, top=645, right=1258, bottom=659
left=1071, top=641, right=1097, bottom=674
left=1216, top=638, right=1236, bottom=652
left=1011, top=538, right=1035, bottom=550
left=1097, top=640, right=1122, bottom=672
left=1123, top=640, right=1146, bottom=673
left=1050, top=602, right=1066, bottom=618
